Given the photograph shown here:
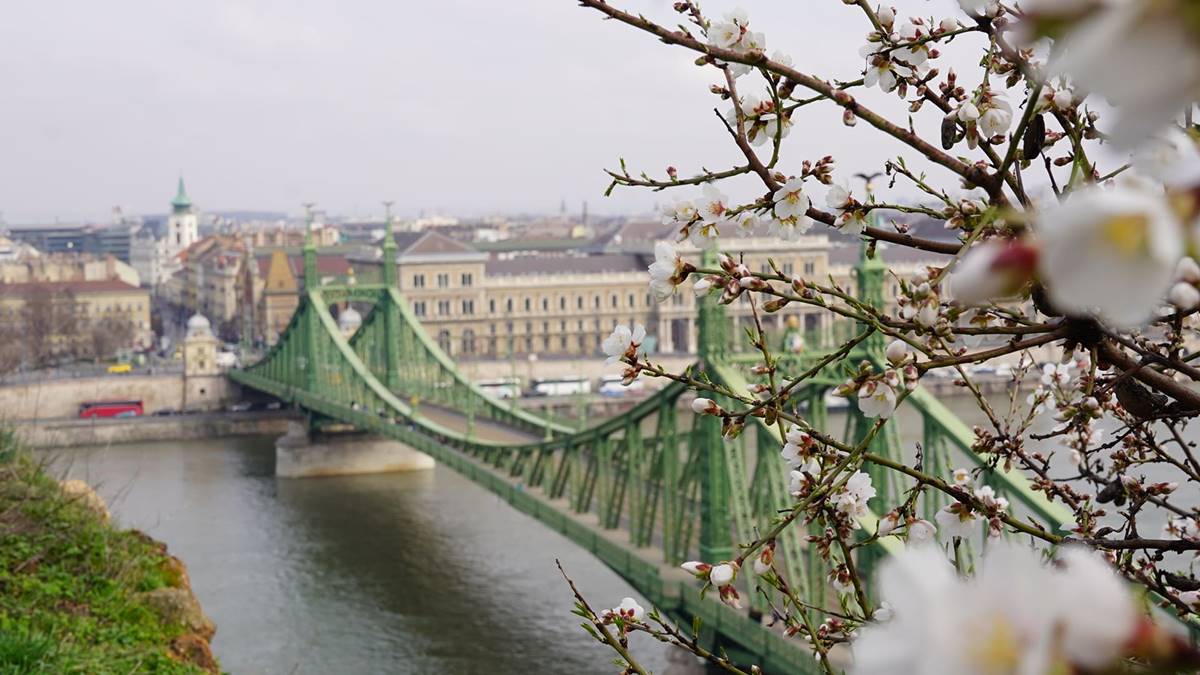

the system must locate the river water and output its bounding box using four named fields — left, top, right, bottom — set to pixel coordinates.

left=43, top=437, right=676, bottom=675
